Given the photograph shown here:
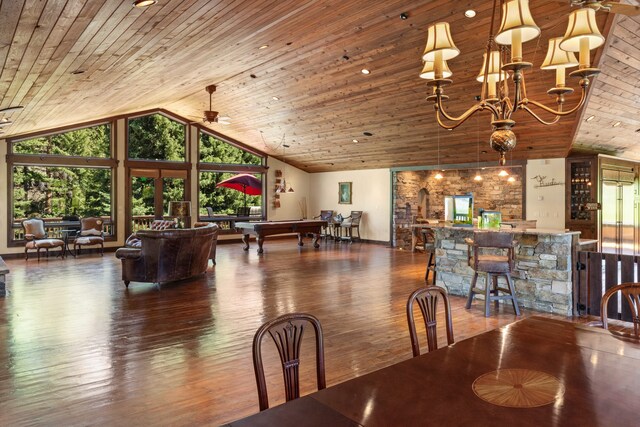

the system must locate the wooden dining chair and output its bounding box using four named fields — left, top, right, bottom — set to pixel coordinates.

left=600, top=282, right=640, bottom=339
left=406, top=286, right=454, bottom=357
left=252, top=313, right=326, bottom=411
